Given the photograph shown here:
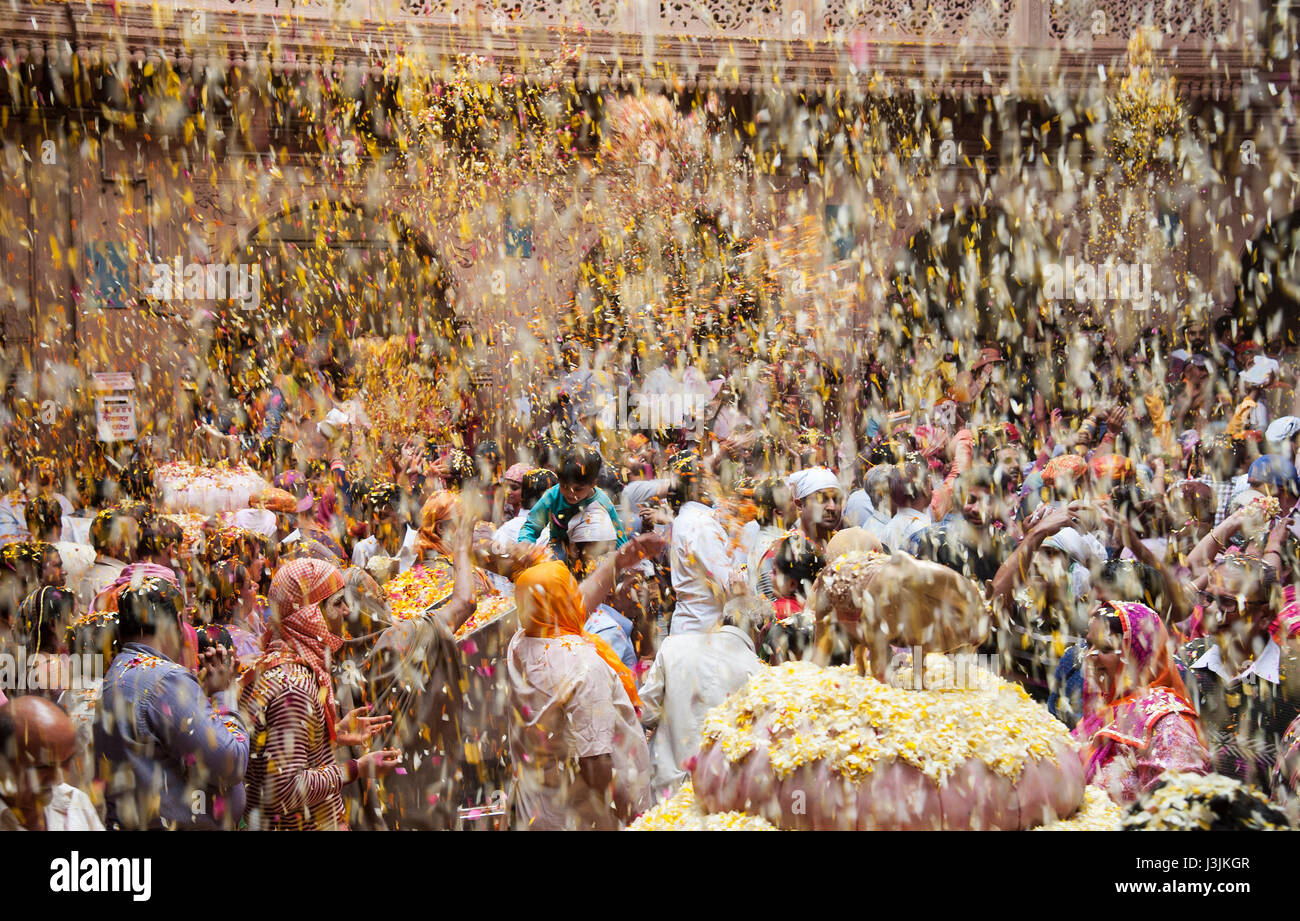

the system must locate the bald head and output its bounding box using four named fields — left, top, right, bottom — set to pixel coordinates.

left=3, top=695, right=77, bottom=769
